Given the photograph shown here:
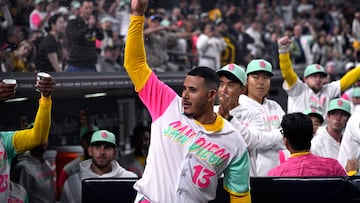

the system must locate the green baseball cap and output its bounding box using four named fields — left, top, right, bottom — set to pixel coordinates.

left=217, top=64, right=247, bottom=85
left=246, top=59, right=273, bottom=76
left=90, top=130, right=116, bottom=145
left=80, top=125, right=99, bottom=138
left=304, top=64, right=327, bottom=78
left=327, top=98, right=351, bottom=115
left=352, top=87, right=360, bottom=98
left=303, top=108, right=324, bottom=124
